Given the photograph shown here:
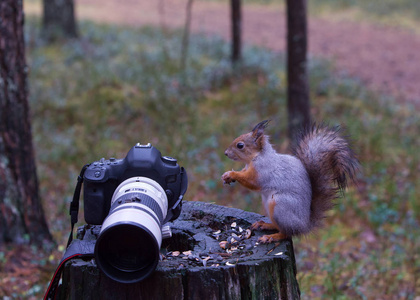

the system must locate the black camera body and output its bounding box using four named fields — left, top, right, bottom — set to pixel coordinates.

left=44, top=143, right=188, bottom=294
left=83, top=143, right=187, bottom=225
